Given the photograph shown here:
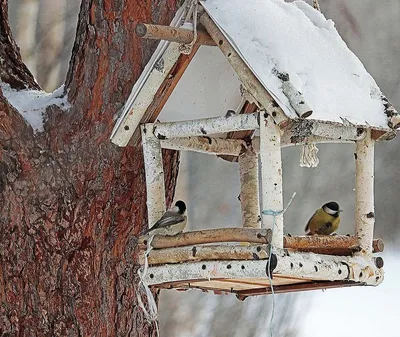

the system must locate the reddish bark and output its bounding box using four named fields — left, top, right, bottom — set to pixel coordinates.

left=0, top=0, right=181, bottom=336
